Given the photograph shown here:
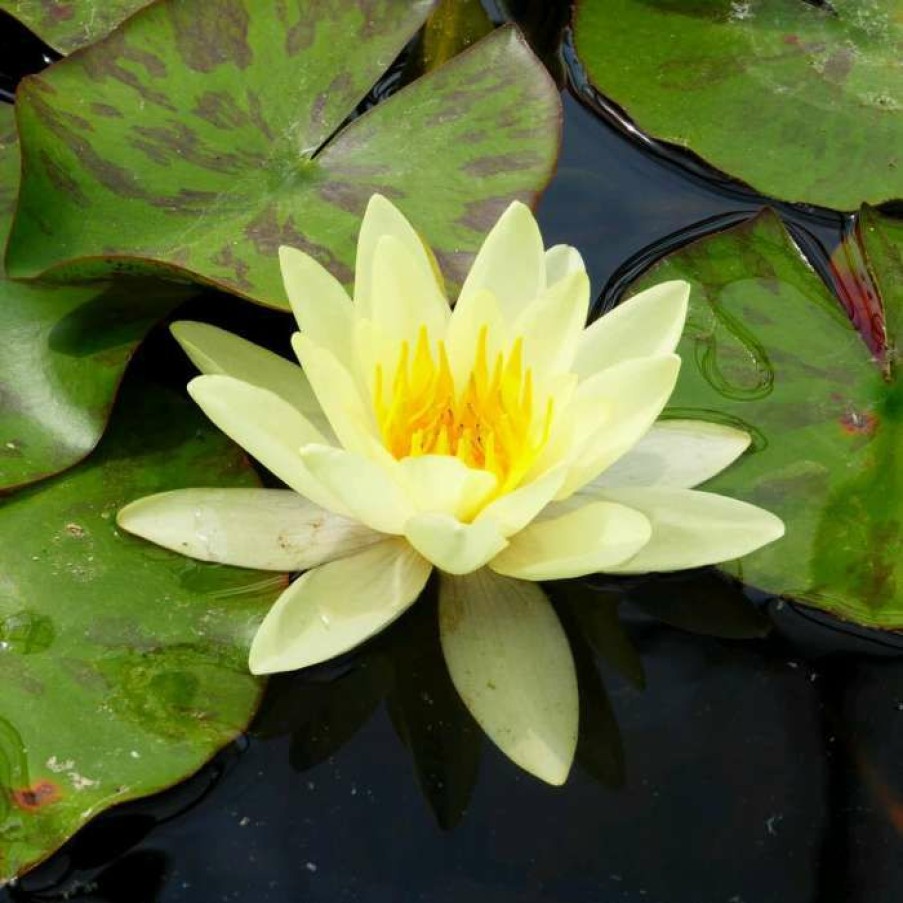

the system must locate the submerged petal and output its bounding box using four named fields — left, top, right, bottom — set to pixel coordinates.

left=573, top=281, right=690, bottom=379
left=249, top=539, right=432, bottom=674
left=118, top=488, right=380, bottom=571
left=438, top=570, right=578, bottom=785
left=587, top=420, right=751, bottom=490
left=171, top=321, right=326, bottom=432
left=279, top=246, right=356, bottom=367
left=405, top=513, right=508, bottom=575
left=457, top=201, right=545, bottom=322
left=586, top=487, right=785, bottom=573
left=490, top=499, right=651, bottom=580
